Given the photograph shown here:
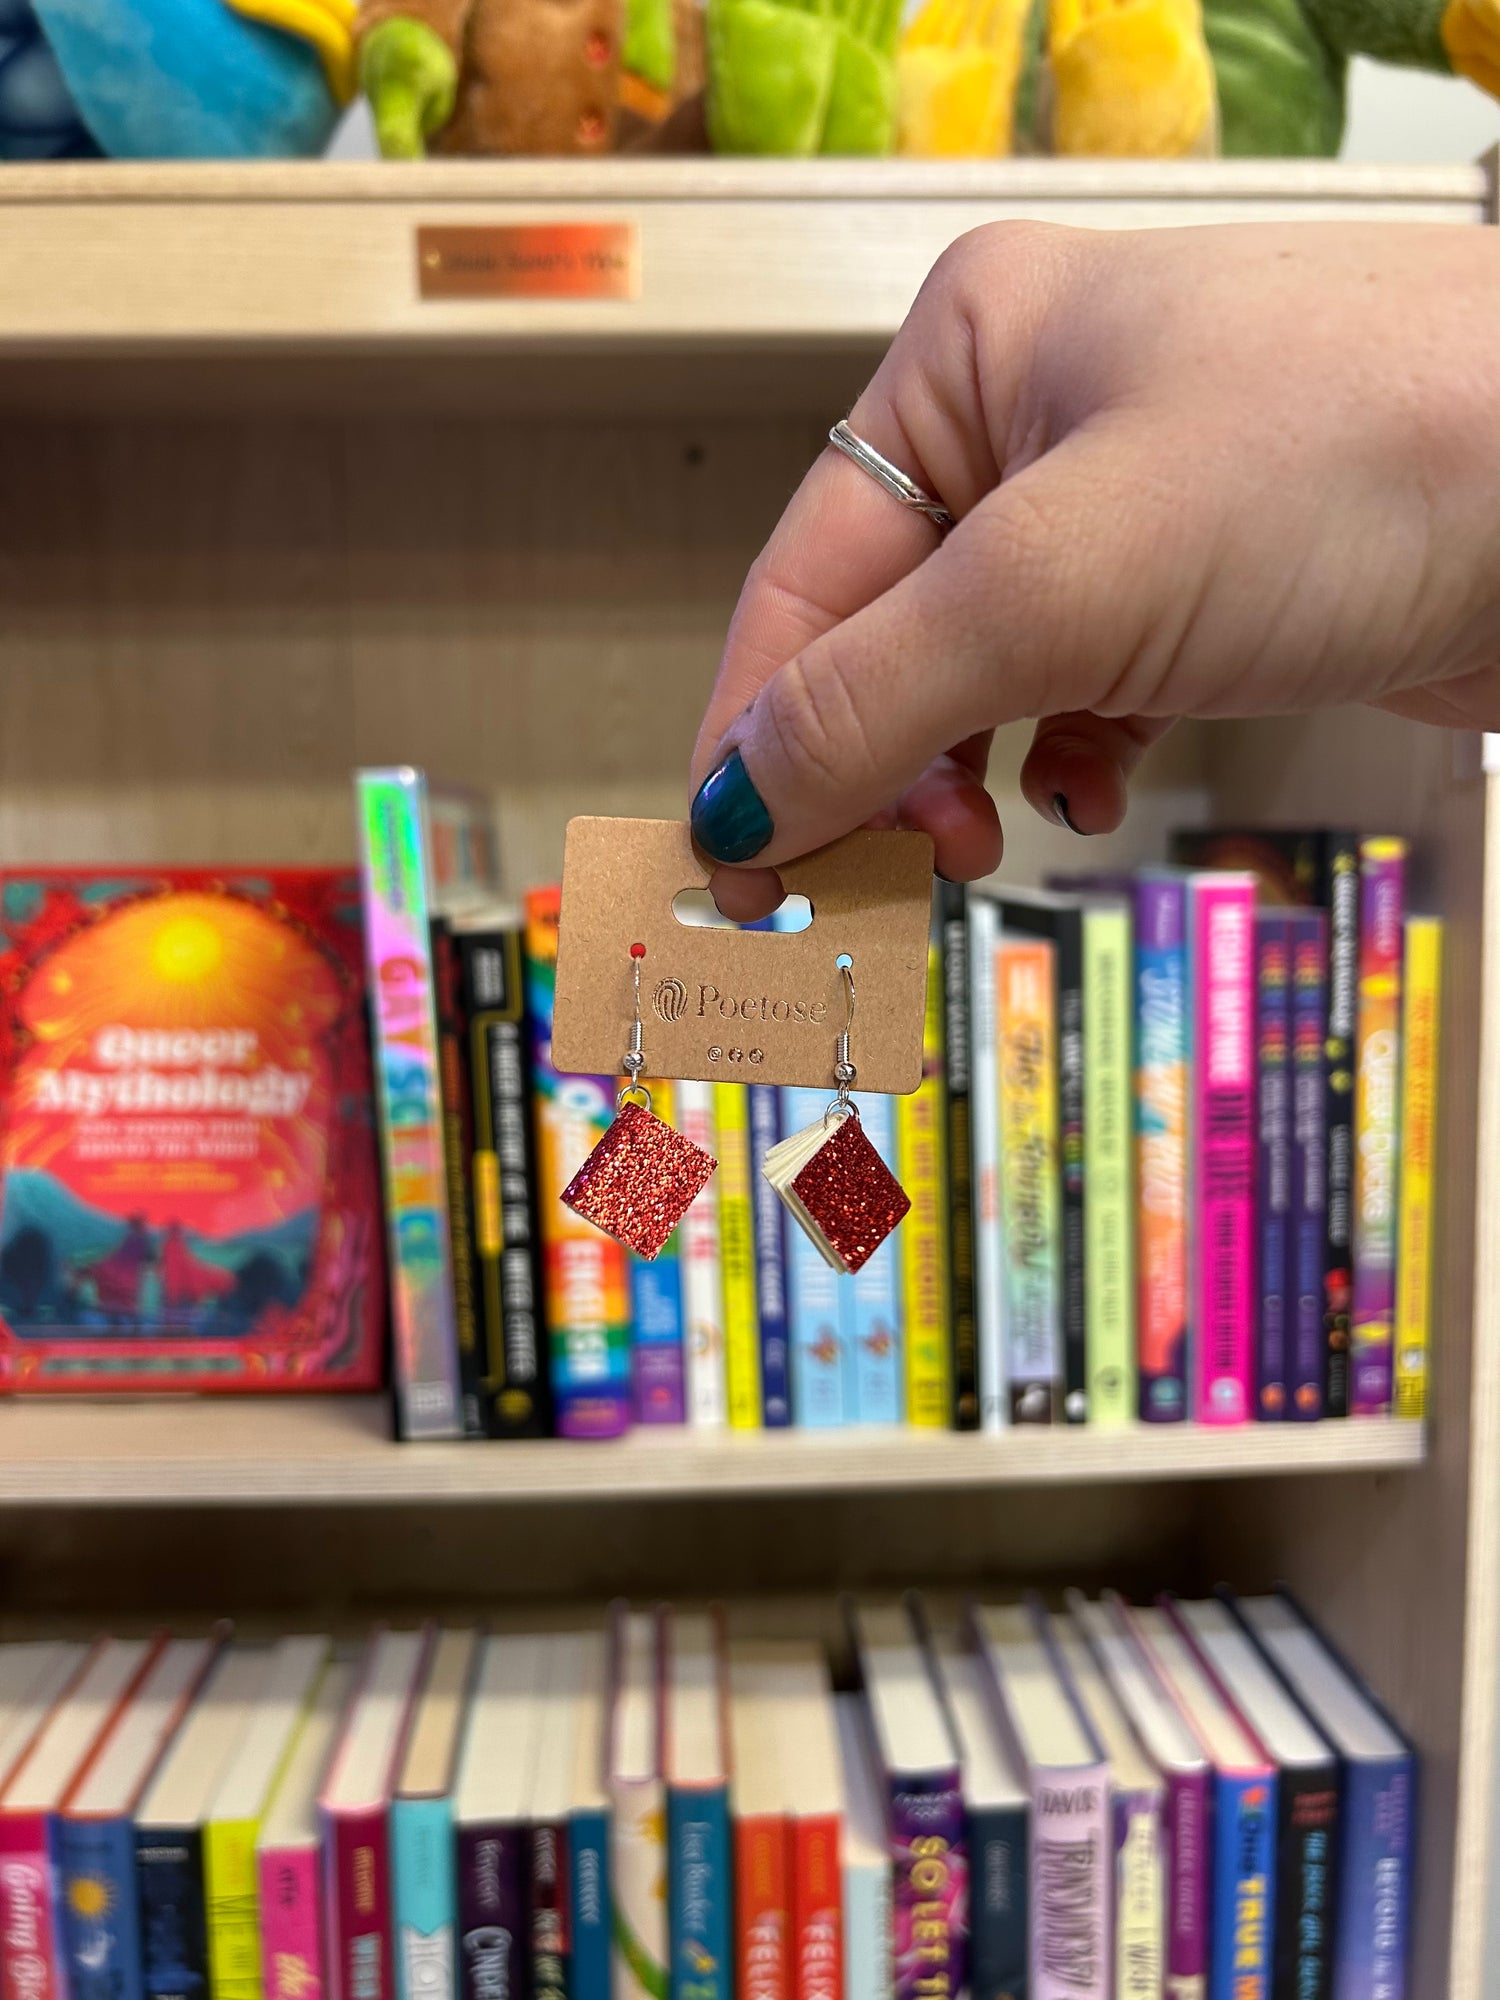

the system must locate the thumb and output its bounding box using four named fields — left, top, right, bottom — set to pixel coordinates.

left=690, top=424, right=1185, bottom=870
